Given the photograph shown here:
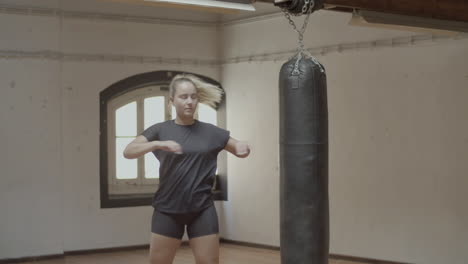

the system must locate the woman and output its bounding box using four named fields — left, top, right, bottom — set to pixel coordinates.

left=123, top=73, right=251, bottom=264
